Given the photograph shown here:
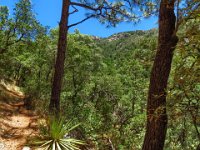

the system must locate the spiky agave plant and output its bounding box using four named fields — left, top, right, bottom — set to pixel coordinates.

left=36, top=117, right=85, bottom=150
